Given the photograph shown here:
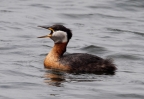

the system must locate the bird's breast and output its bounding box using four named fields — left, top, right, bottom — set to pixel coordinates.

left=44, top=55, right=71, bottom=71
